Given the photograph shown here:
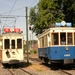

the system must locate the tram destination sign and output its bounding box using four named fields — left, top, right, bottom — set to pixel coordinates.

left=55, top=21, right=72, bottom=27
